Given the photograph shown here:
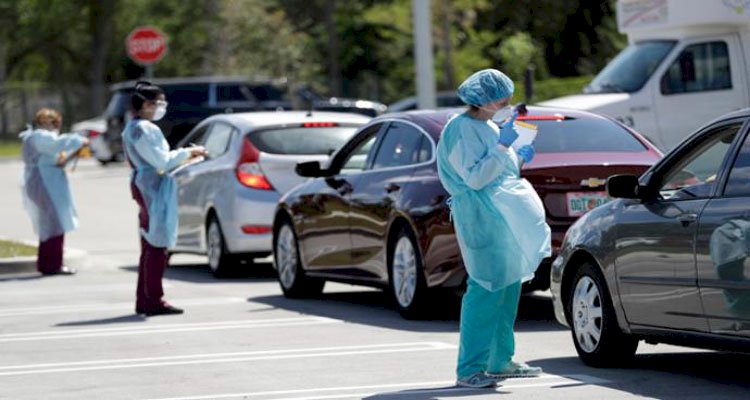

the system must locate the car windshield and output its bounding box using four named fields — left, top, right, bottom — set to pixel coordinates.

left=247, top=126, right=359, bottom=155
left=584, top=40, right=676, bottom=94
left=531, top=117, right=647, bottom=153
